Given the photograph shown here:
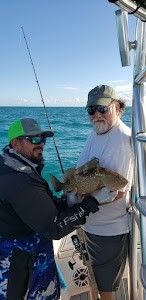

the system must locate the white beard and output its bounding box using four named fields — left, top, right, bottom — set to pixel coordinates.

left=93, top=121, right=109, bottom=134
